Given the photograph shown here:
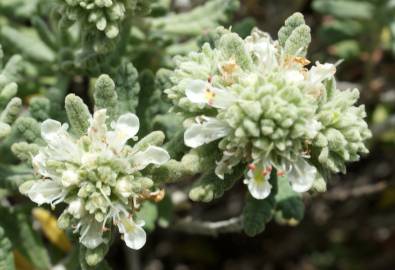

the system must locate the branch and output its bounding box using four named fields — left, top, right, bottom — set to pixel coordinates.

left=322, top=181, right=388, bottom=201
left=171, top=216, right=243, bottom=237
